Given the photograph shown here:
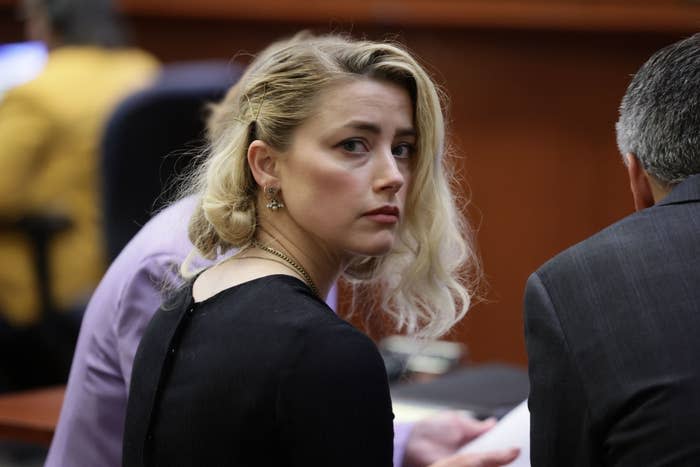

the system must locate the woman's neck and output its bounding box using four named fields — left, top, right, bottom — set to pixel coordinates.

left=254, top=221, right=343, bottom=300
